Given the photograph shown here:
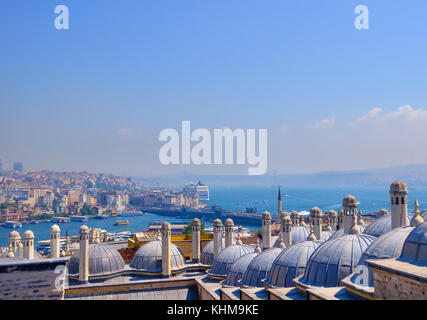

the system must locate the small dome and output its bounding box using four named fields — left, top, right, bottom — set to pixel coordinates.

left=363, top=214, right=409, bottom=237
left=130, top=240, right=185, bottom=272
left=265, top=239, right=322, bottom=288
left=262, top=211, right=272, bottom=220
left=23, top=230, right=34, bottom=239
left=291, top=211, right=299, bottom=218
left=208, top=244, right=254, bottom=278
left=302, top=233, right=376, bottom=287
left=80, top=225, right=89, bottom=233
left=328, top=210, right=337, bottom=217
left=343, top=195, right=359, bottom=208
left=201, top=238, right=232, bottom=265
left=291, top=226, right=310, bottom=244
left=390, top=180, right=408, bottom=194
left=240, top=248, right=283, bottom=288
left=399, top=221, right=427, bottom=265
left=225, top=218, right=234, bottom=227
left=68, top=243, right=125, bottom=276
left=222, top=253, right=258, bottom=287
left=310, top=207, right=322, bottom=218
left=9, top=231, right=20, bottom=239
left=50, top=224, right=60, bottom=233
left=214, top=219, right=222, bottom=227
